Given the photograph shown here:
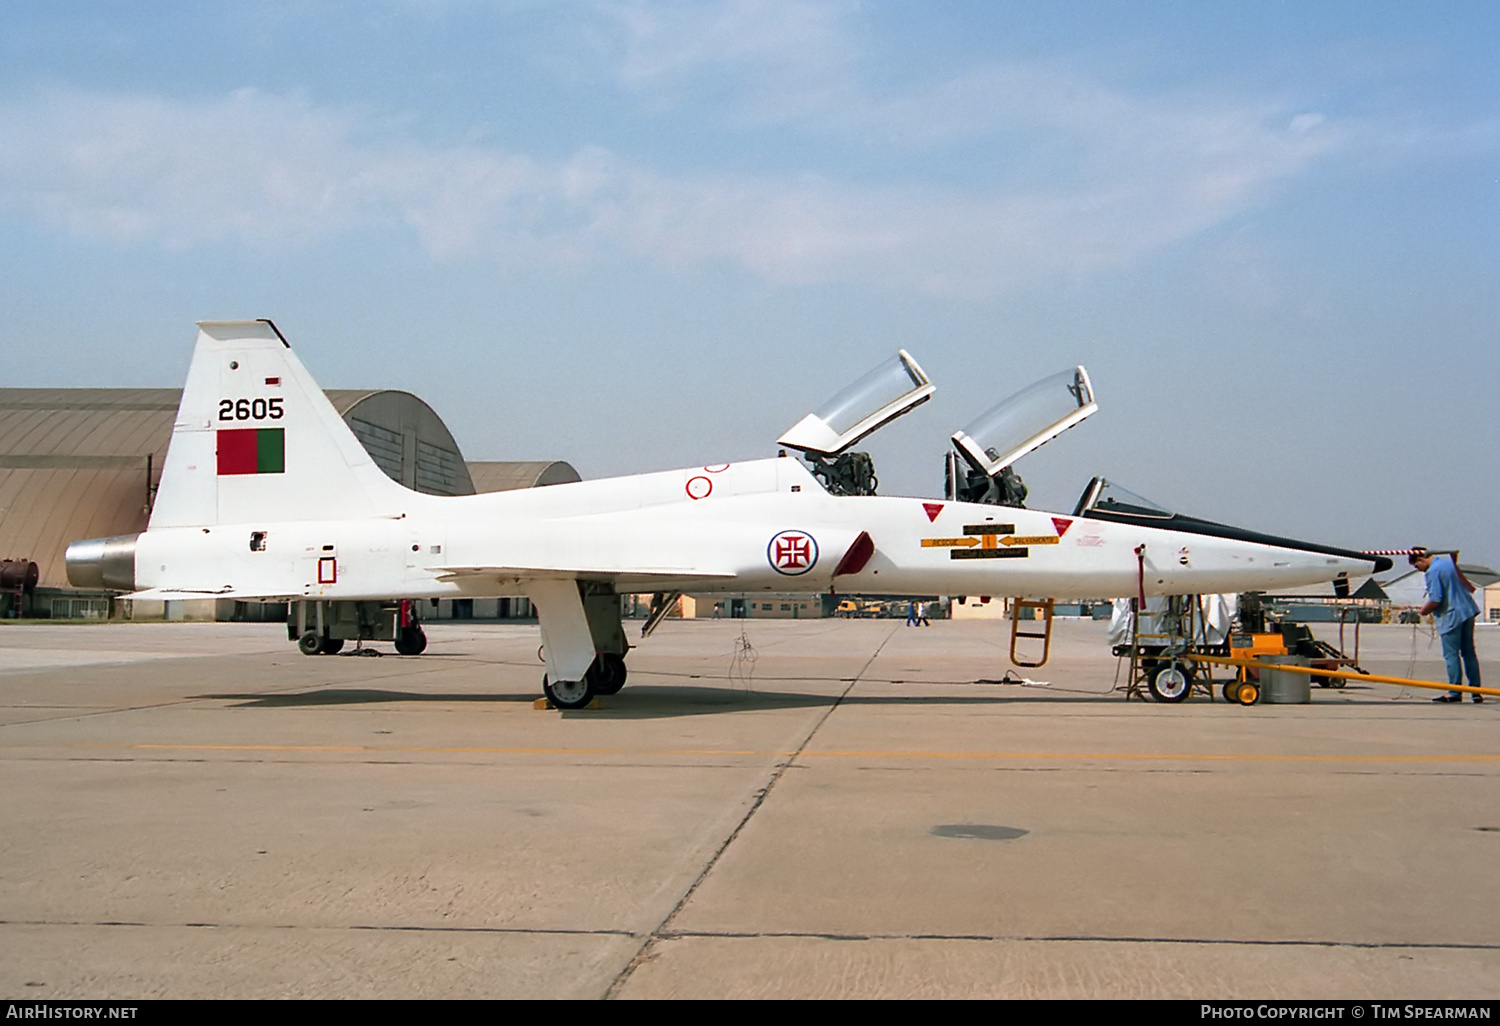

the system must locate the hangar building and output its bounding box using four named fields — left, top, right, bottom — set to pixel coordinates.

left=0, top=388, right=577, bottom=619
